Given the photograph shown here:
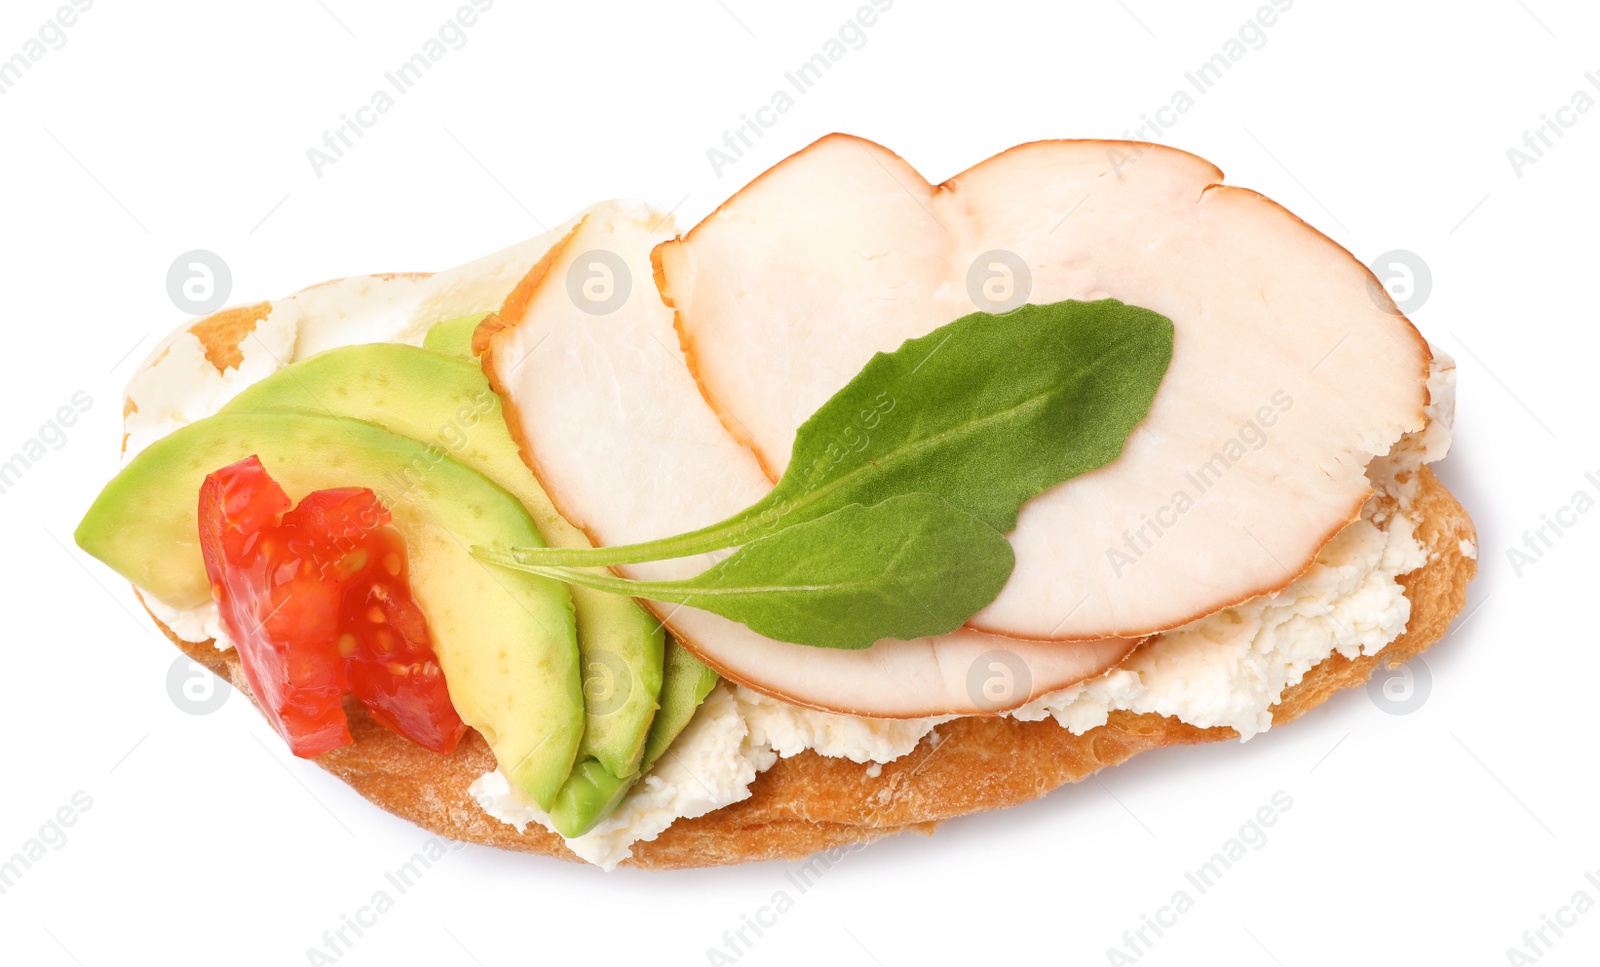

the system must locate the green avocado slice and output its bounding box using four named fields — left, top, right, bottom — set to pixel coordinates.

left=75, top=412, right=583, bottom=810
left=640, top=638, right=721, bottom=768
left=420, top=312, right=487, bottom=358
left=548, top=638, right=719, bottom=837
left=222, top=342, right=664, bottom=781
